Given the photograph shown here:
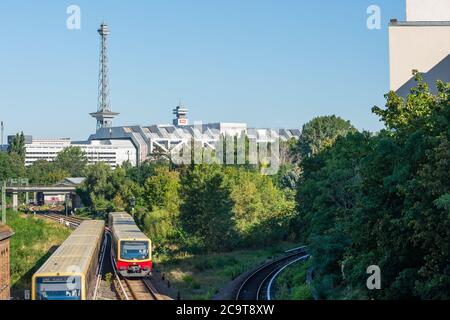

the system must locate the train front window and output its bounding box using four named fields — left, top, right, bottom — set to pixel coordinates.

left=35, top=276, right=81, bottom=300
left=120, top=241, right=149, bottom=260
